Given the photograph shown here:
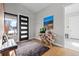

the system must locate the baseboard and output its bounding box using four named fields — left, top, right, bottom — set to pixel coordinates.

left=53, top=43, right=64, bottom=47
left=30, top=37, right=64, bottom=47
